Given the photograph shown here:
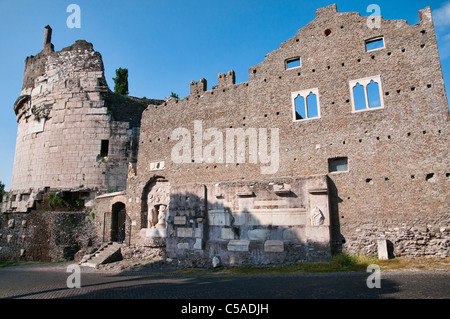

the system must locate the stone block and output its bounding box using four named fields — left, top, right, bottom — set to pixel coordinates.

left=221, top=228, right=235, bottom=240
left=264, top=240, right=284, bottom=252
left=306, top=225, right=330, bottom=243
left=177, top=242, right=189, bottom=250
left=377, top=237, right=389, bottom=260
left=193, top=238, right=203, bottom=250
left=232, top=212, right=246, bottom=226
left=282, top=228, right=305, bottom=241
left=227, top=240, right=250, bottom=252
left=248, top=229, right=268, bottom=241
left=212, top=256, right=221, bottom=268
left=194, top=227, right=202, bottom=238
left=208, top=210, right=232, bottom=226
left=235, top=208, right=307, bottom=226
left=141, top=228, right=167, bottom=238
left=174, top=216, right=186, bottom=225
left=177, top=227, right=193, bottom=238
